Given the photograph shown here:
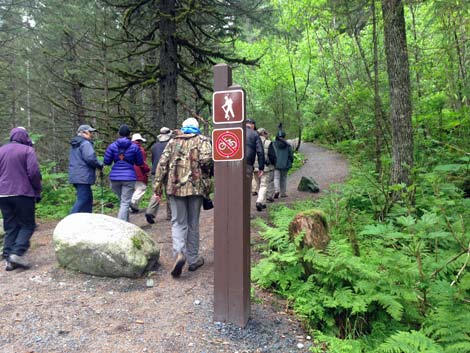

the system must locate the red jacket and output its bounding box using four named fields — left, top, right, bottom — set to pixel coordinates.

left=133, top=141, right=150, bottom=183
